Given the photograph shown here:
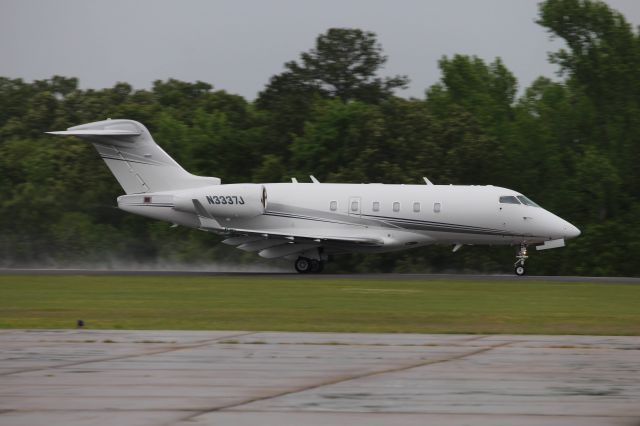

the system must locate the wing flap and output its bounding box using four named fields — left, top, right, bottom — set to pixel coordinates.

left=216, top=228, right=384, bottom=259
left=237, top=239, right=289, bottom=252
left=224, top=227, right=383, bottom=246
left=259, top=243, right=320, bottom=259
left=222, top=236, right=264, bottom=246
